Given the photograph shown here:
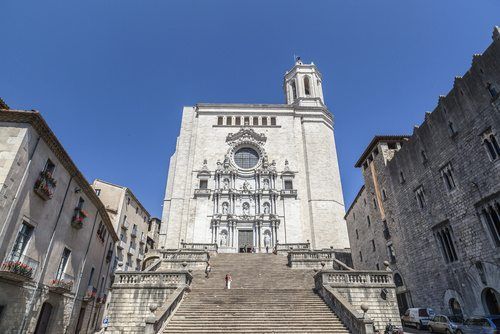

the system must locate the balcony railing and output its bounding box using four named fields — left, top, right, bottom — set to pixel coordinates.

left=128, top=245, right=136, bottom=256
left=84, top=285, right=97, bottom=301
left=131, top=228, right=138, bottom=238
left=0, top=252, right=39, bottom=281
left=49, top=272, right=75, bottom=293
left=139, top=234, right=146, bottom=244
left=71, top=208, right=88, bottom=229
left=194, top=189, right=211, bottom=197
left=280, top=189, right=297, bottom=198
left=117, top=240, right=126, bottom=249
left=34, top=171, right=57, bottom=200
left=121, top=220, right=129, bottom=230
